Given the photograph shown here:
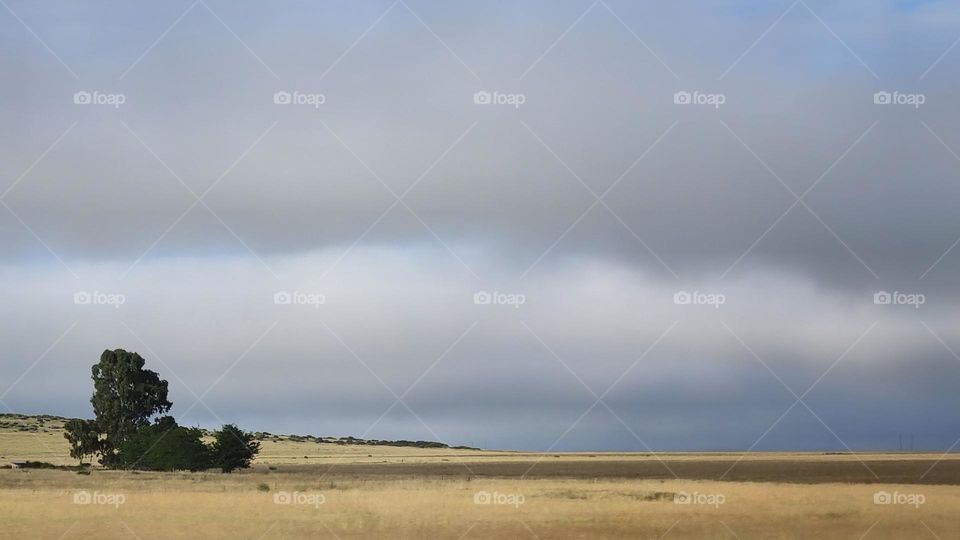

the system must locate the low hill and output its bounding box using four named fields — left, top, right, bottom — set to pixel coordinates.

left=0, top=413, right=488, bottom=467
